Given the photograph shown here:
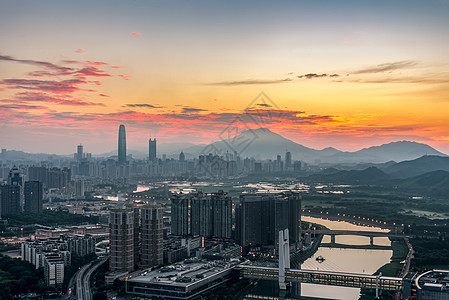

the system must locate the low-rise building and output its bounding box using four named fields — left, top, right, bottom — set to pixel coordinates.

left=126, top=258, right=240, bottom=299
